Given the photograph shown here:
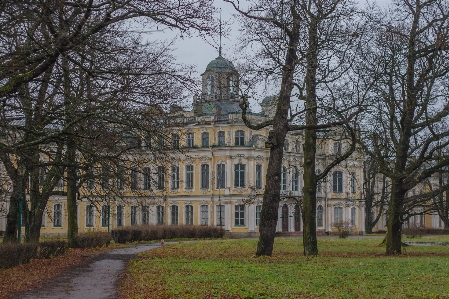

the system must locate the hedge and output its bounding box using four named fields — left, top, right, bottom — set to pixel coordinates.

left=112, top=225, right=224, bottom=244
left=72, top=232, right=112, bottom=249
left=0, top=243, right=38, bottom=269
